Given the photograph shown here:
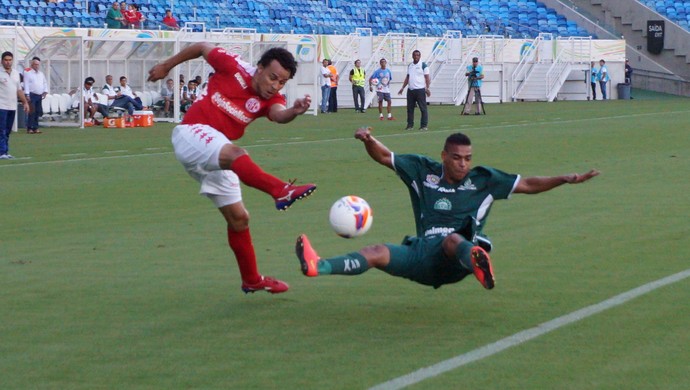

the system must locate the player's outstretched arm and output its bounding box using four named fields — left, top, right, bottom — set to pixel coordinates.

left=354, top=127, right=394, bottom=170
left=514, top=169, right=600, bottom=194
left=147, top=42, right=215, bottom=82
left=269, top=94, right=312, bottom=123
